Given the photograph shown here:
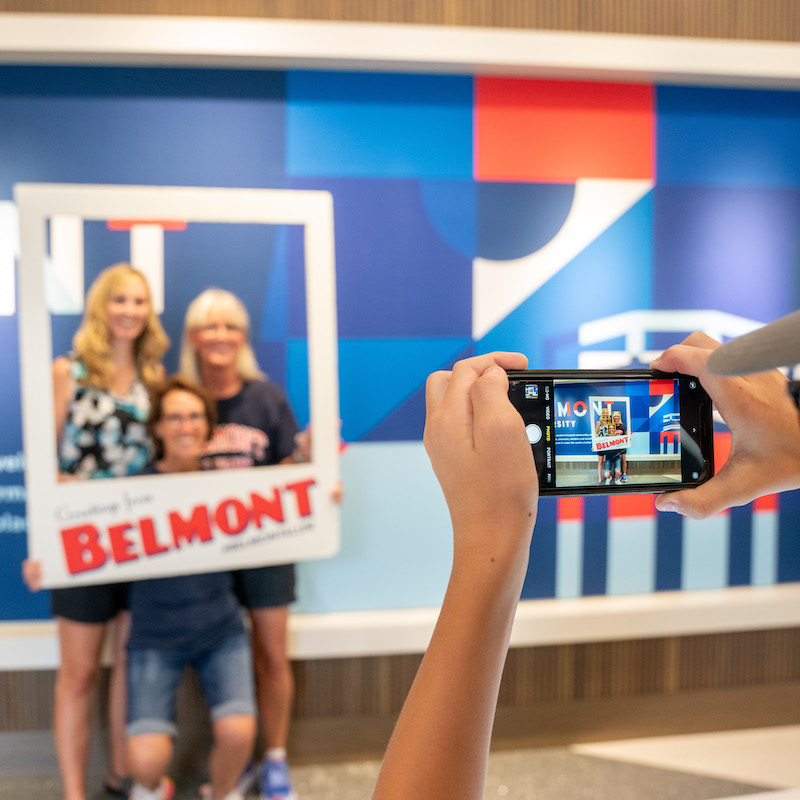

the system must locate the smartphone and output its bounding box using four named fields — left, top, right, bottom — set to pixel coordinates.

left=506, top=369, right=714, bottom=497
